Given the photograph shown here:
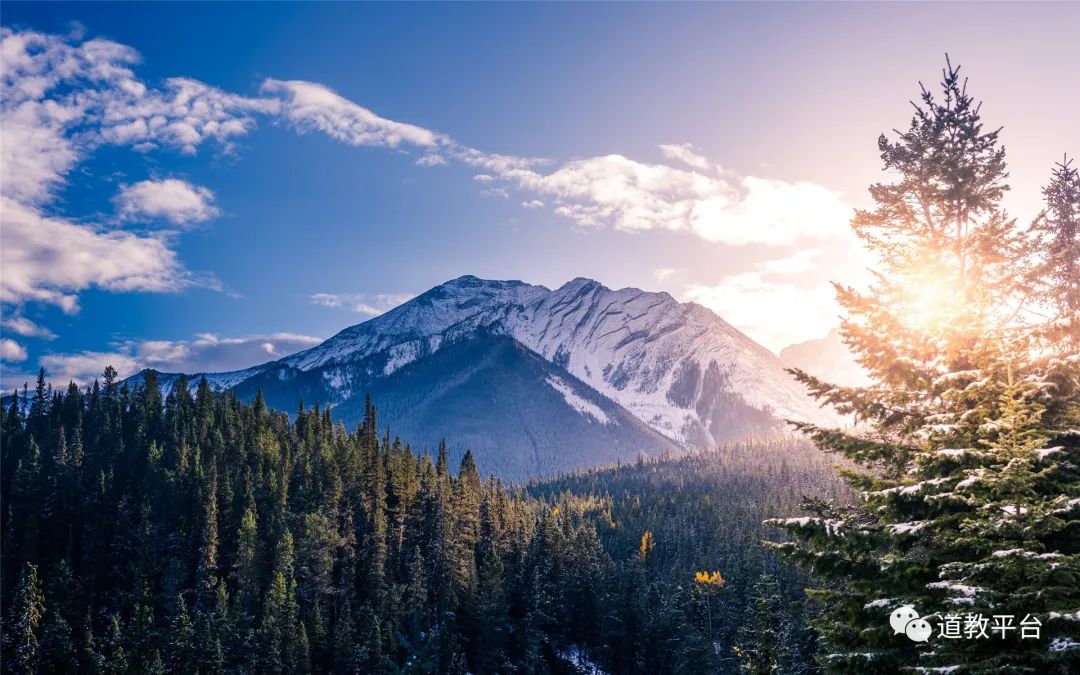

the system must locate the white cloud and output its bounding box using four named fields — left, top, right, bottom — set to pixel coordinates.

left=95, top=76, right=277, bottom=155
left=685, top=276, right=839, bottom=353
left=36, top=350, right=142, bottom=386
left=416, top=153, right=446, bottom=167
left=653, top=267, right=684, bottom=282
left=759, top=247, right=826, bottom=275
left=0, top=29, right=273, bottom=205
left=681, top=245, right=871, bottom=352
left=487, top=154, right=853, bottom=246
left=0, top=197, right=191, bottom=312
left=1, top=315, right=56, bottom=339
left=0, top=339, right=28, bottom=362
left=241, top=74, right=854, bottom=251
left=115, top=178, right=220, bottom=225
left=310, top=292, right=414, bottom=316
left=0, top=28, right=267, bottom=318
left=659, top=142, right=711, bottom=171
left=33, top=331, right=324, bottom=385
left=0, top=26, right=862, bottom=354
left=262, top=79, right=441, bottom=149
left=1, top=29, right=136, bottom=206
